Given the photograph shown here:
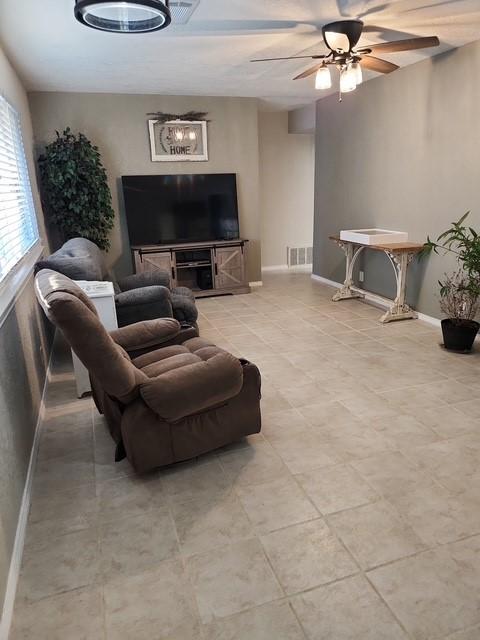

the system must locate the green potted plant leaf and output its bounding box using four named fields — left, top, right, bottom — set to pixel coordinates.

left=38, top=128, right=114, bottom=250
left=424, top=212, right=480, bottom=352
